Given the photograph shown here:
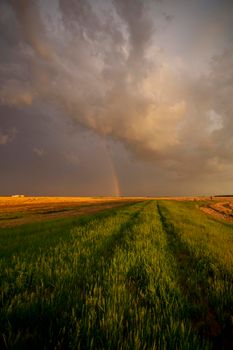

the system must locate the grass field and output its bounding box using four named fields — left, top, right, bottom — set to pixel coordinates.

left=0, top=199, right=233, bottom=349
